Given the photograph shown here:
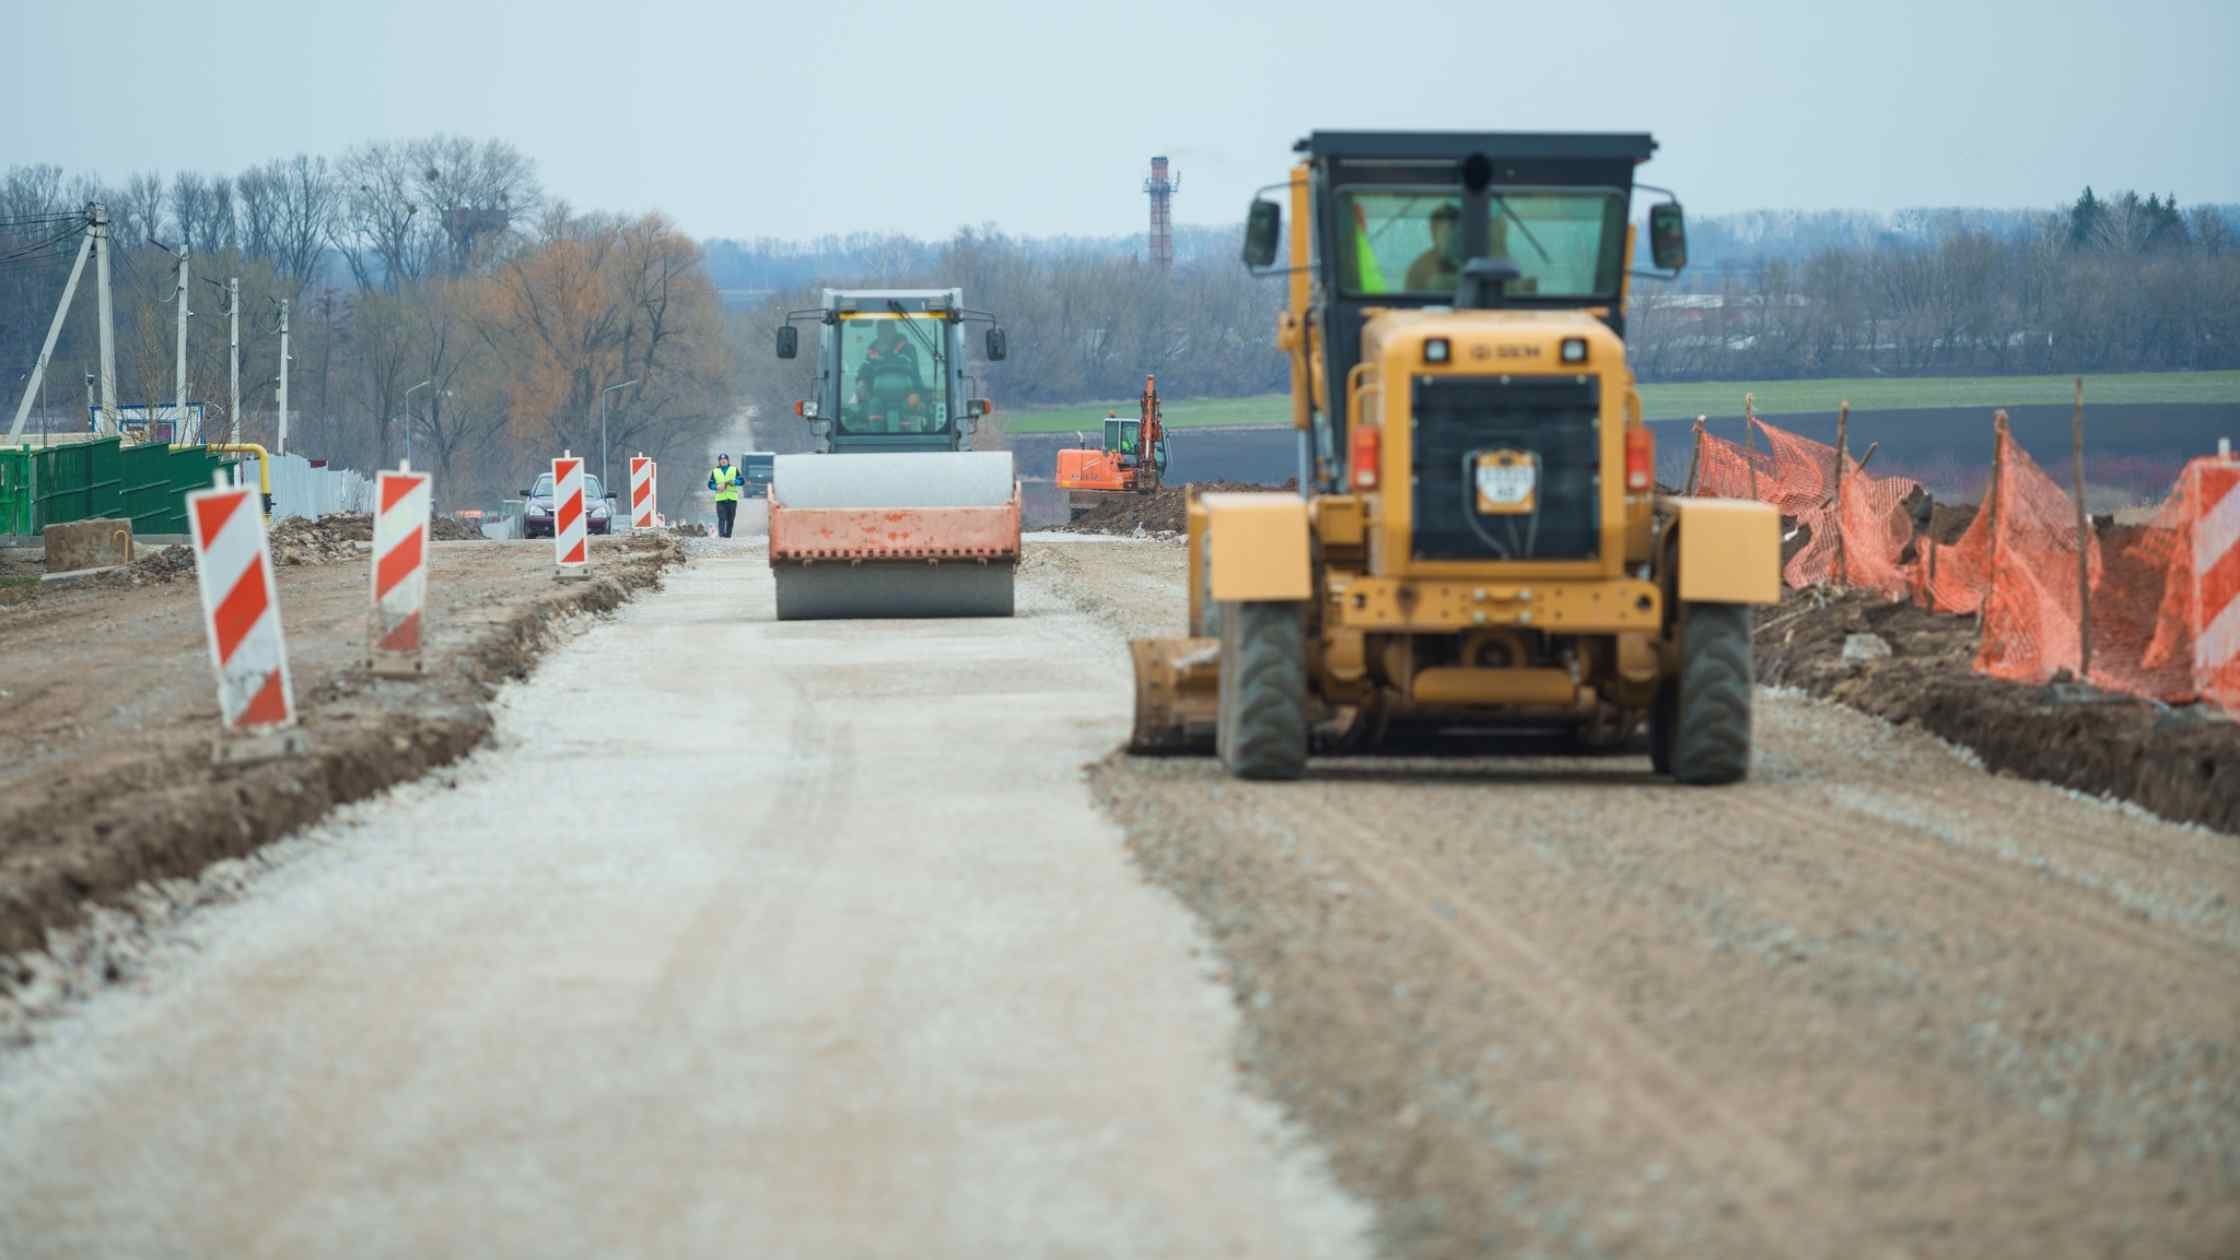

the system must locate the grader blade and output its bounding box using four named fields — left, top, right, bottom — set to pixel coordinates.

left=1128, top=636, right=1220, bottom=754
